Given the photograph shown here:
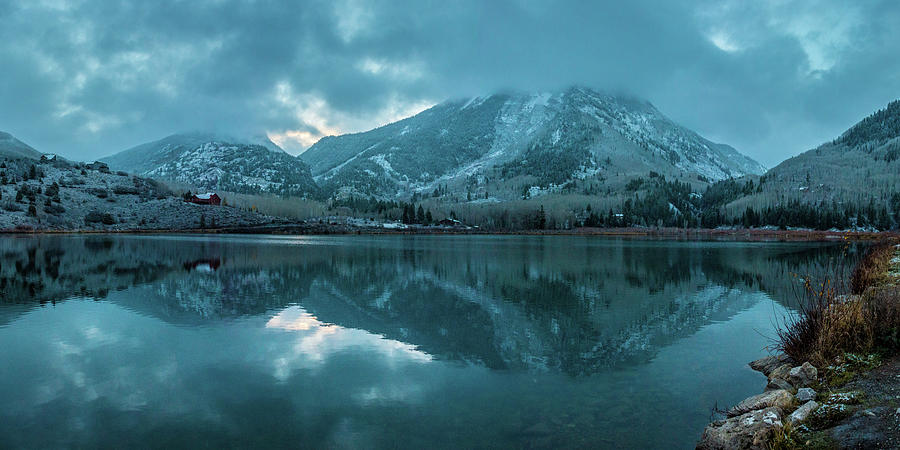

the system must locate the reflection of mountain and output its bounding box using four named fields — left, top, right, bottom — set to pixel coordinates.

left=0, top=236, right=857, bottom=374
